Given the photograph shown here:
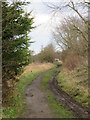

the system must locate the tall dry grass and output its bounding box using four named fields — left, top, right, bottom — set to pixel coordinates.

left=63, top=52, right=84, bottom=70
left=21, top=62, right=54, bottom=77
